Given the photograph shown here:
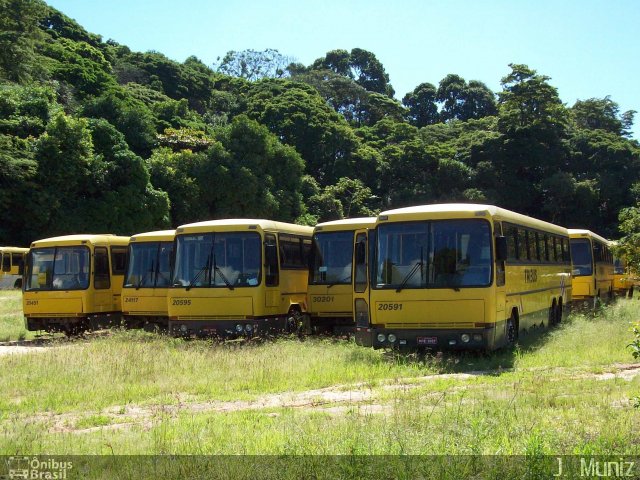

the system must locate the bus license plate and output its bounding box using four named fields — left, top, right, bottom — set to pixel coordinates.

left=417, top=337, right=437, bottom=345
